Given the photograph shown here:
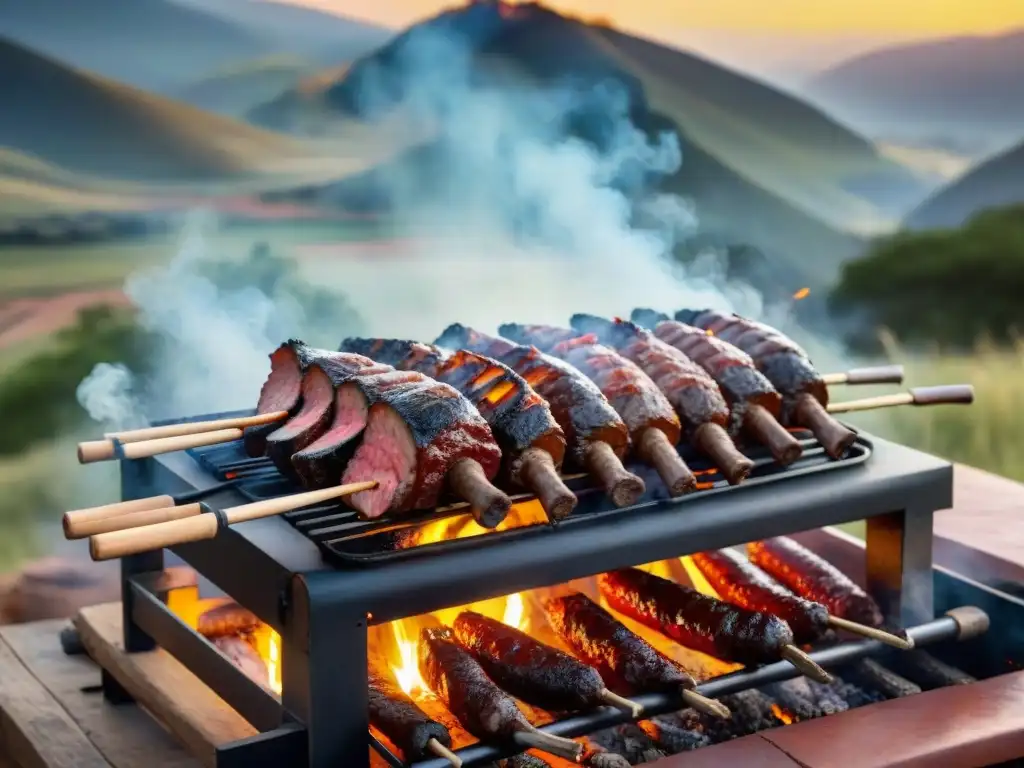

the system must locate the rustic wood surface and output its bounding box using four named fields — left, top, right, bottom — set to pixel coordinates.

left=72, top=603, right=255, bottom=768
left=936, top=465, right=1024, bottom=568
